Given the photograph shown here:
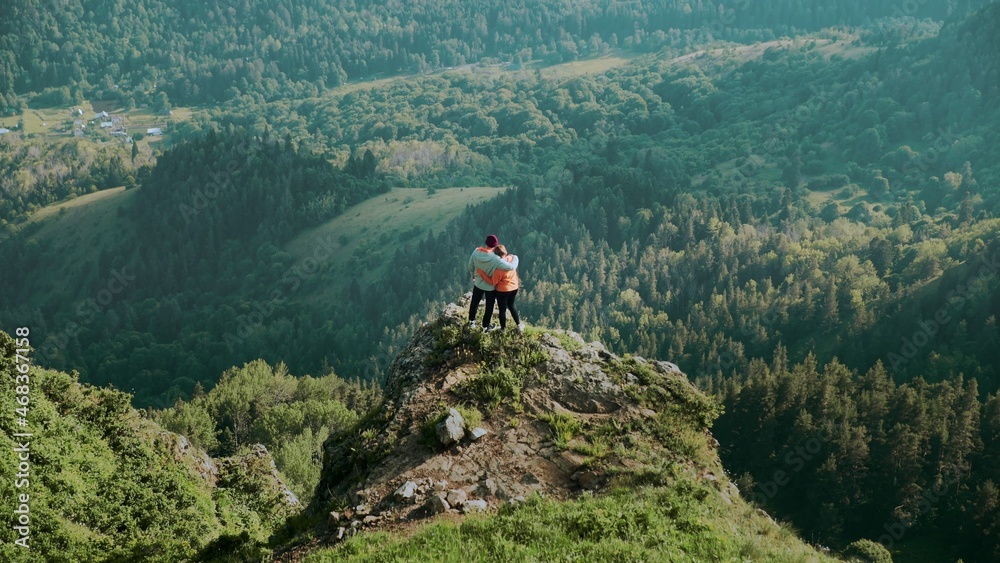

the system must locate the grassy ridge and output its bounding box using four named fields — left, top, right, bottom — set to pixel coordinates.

left=307, top=482, right=835, bottom=562
left=285, top=186, right=506, bottom=297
